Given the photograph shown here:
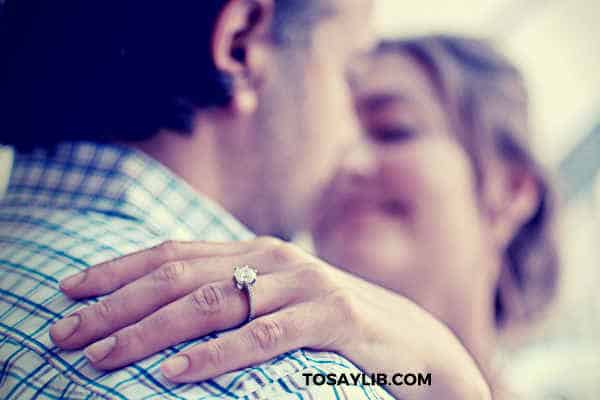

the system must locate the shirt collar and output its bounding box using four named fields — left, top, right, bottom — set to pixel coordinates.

left=5, top=141, right=253, bottom=241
